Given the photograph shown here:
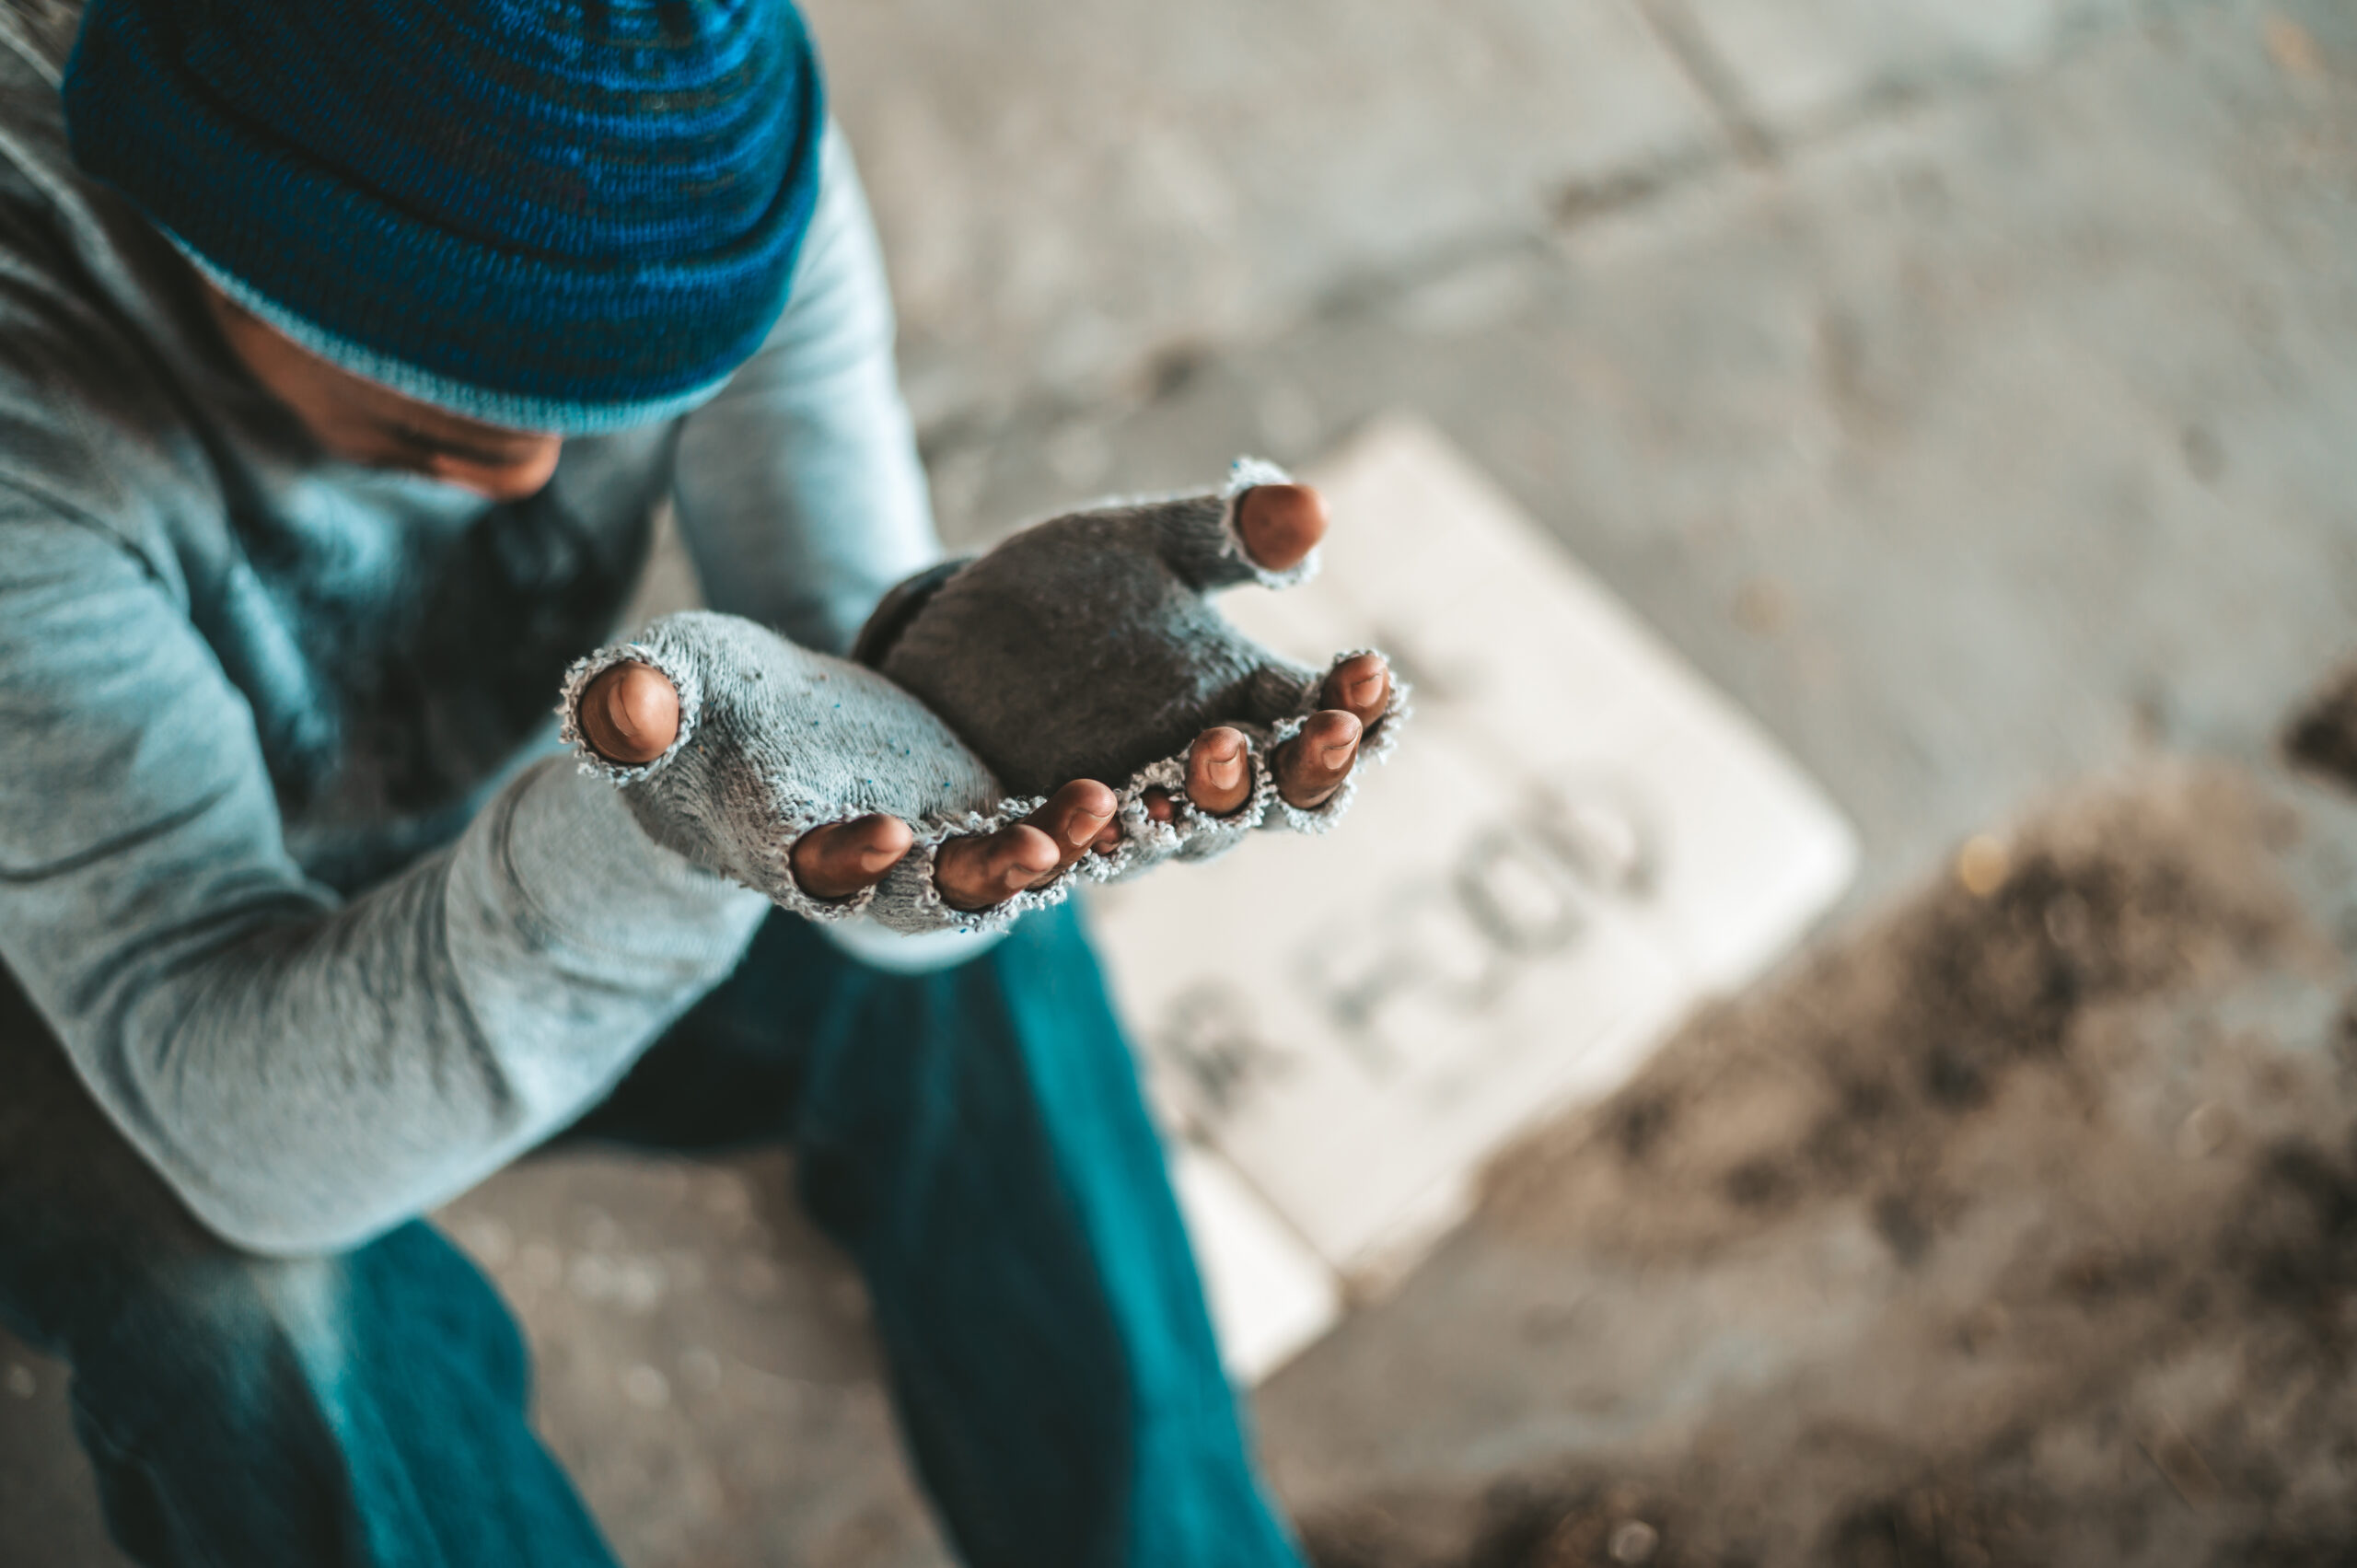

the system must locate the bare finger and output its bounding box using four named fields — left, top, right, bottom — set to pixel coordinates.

left=935, top=823, right=1062, bottom=912
left=1274, top=710, right=1362, bottom=809
left=578, top=662, right=680, bottom=765
left=791, top=815, right=915, bottom=901
left=1028, top=779, right=1120, bottom=874
left=1319, top=653, right=1391, bottom=731
left=1184, top=727, right=1252, bottom=817
left=1236, top=483, right=1328, bottom=573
